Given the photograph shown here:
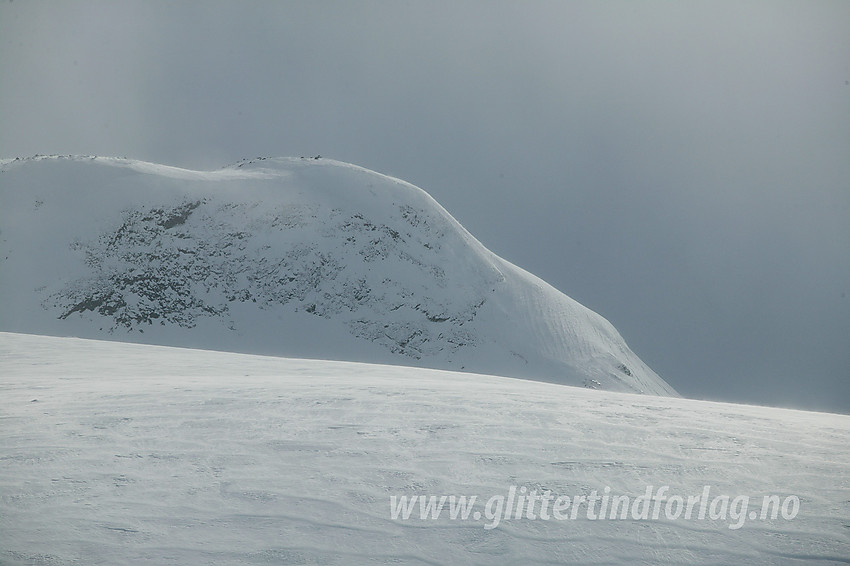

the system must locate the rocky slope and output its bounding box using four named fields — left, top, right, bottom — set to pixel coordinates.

left=0, top=155, right=677, bottom=395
